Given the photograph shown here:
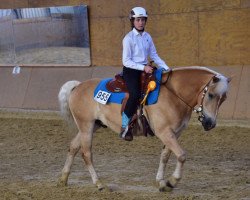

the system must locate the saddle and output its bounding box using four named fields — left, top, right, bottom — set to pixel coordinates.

left=106, top=67, right=157, bottom=138
left=106, top=73, right=128, bottom=93
left=106, top=69, right=156, bottom=94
